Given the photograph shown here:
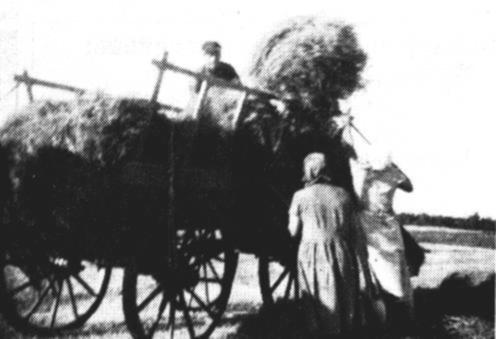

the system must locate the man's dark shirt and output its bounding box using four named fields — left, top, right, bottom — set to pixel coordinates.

left=195, top=61, right=239, bottom=91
